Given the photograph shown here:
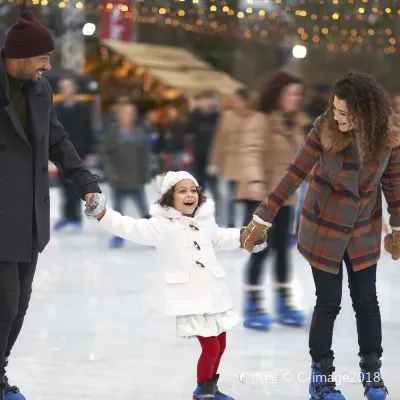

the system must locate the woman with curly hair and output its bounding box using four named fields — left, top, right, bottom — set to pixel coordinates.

left=89, top=170, right=252, bottom=400
left=240, top=71, right=399, bottom=399
left=236, top=70, right=309, bottom=330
